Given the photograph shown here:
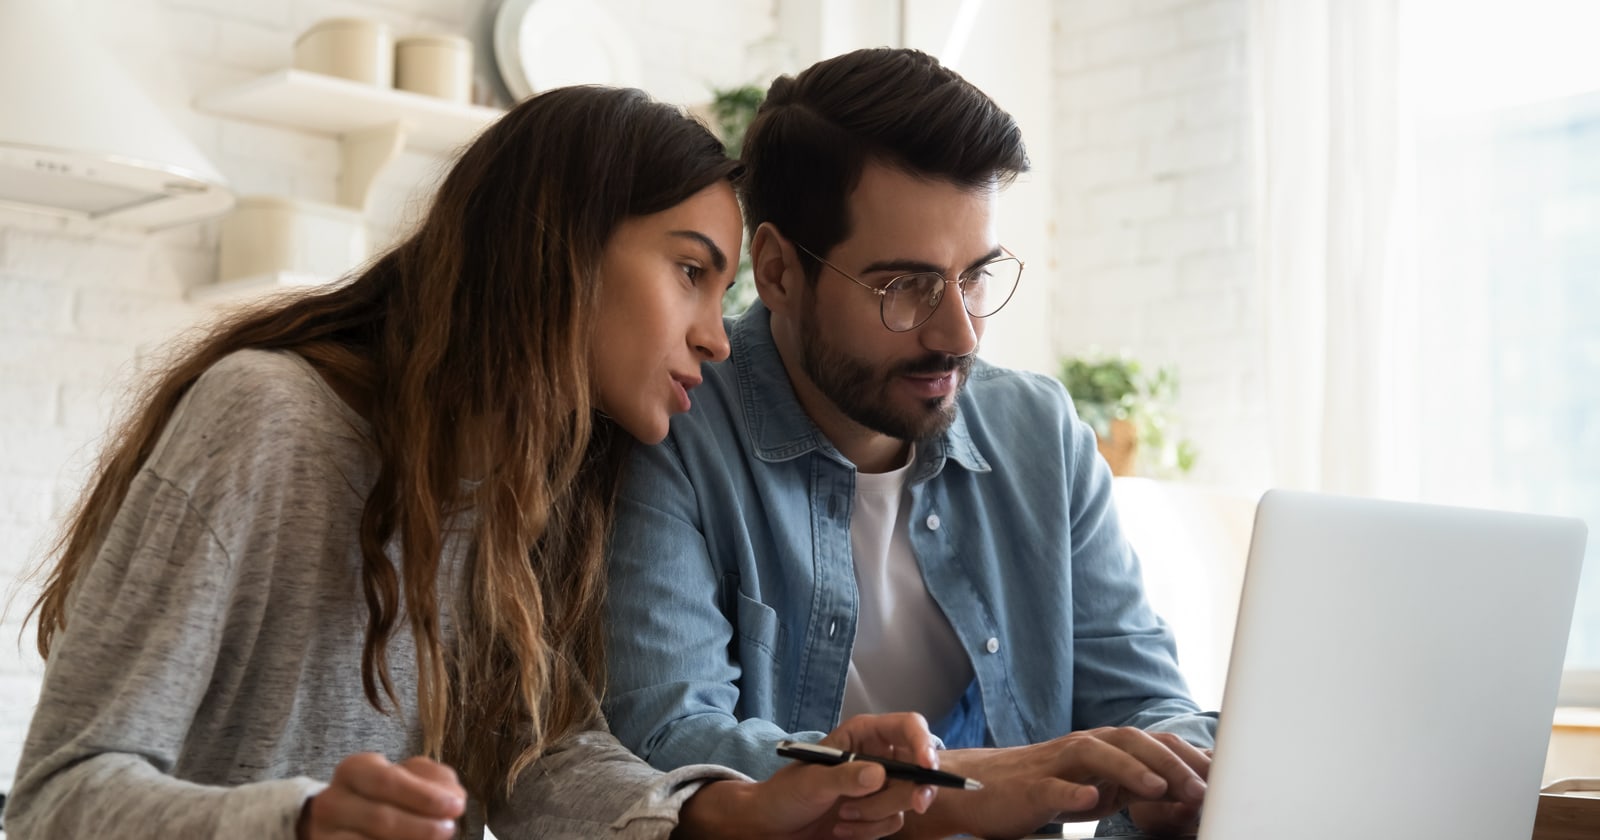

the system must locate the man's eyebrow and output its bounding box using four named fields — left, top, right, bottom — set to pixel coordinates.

left=667, top=230, right=728, bottom=273
left=859, top=246, right=1005, bottom=277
